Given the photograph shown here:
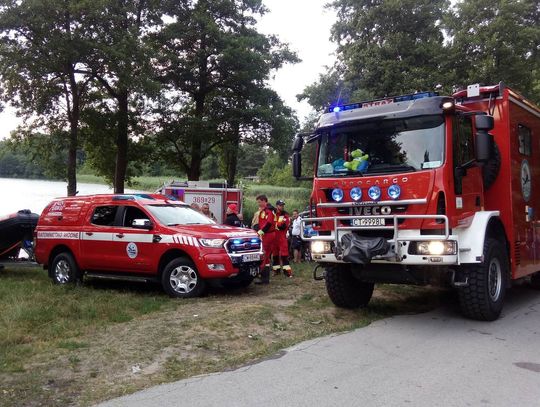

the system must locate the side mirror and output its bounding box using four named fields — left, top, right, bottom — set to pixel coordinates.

left=292, top=134, right=304, bottom=152
left=475, top=131, right=493, bottom=163
left=475, top=115, right=494, bottom=131
left=292, top=152, right=302, bottom=179
left=132, top=219, right=153, bottom=230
